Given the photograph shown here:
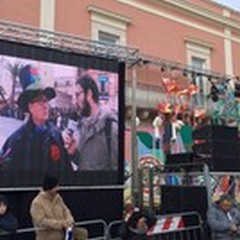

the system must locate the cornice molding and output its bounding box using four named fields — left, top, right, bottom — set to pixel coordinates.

left=87, top=5, right=132, bottom=24
left=156, top=0, right=240, bottom=32
left=117, top=0, right=240, bottom=43
left=206, top=0, right=240, bottom=15
left=184, top=36, right=214, bottom=50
